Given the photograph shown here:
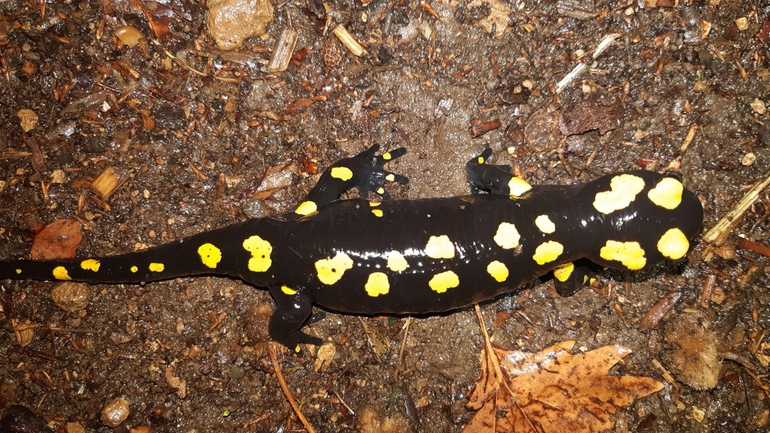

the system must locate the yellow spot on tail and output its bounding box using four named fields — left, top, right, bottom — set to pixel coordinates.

left=53, top=266, right=71, bottom=280
left=281, top=286, right=297, bottom=296
left=372, top=209, right=383, bottom=217
left=533, top=241, right=564, bottom=265
left=387, top=251, right=408, bottom=272
left=425, top=235, right=455, bottom=259
left=386, top=174, right=395, bottom=182
left=15, top=269, right=22, bottom=274
left=80, top=259, right=100, bottom=272
left=648, top=177, right=683, bottom=210
left=295, top=201, right=317, bottom=215
left=593, top=174, right=645, bottom=214
left=331, top=166, right=354, bottom=181
left=508, top=177, right=532, bottom=197
left=486, top=261, right=509, bottom=282
left=494, top=222, right=520, bottom=250
left=198, top=243, right=222, bottom=269
left=429, top=270, right=459, bottom=293
left=365, top=272, right=390, bottom=297
left=553, top=262, right=574, bottom=282
left=130, top=266, right=138, bottom=273
left=600, top=240, right=646, bottom=270
left=534, top=215, right=556, bottom=234
left=149, top=263, right=165, bottom=272
left=657, top=228, right=689, bottom=260
left=243, top=235, right=273, bottom=272
left=315, top=252, right=354, bottom=285
left=382, top=152, right=392, bottom=160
